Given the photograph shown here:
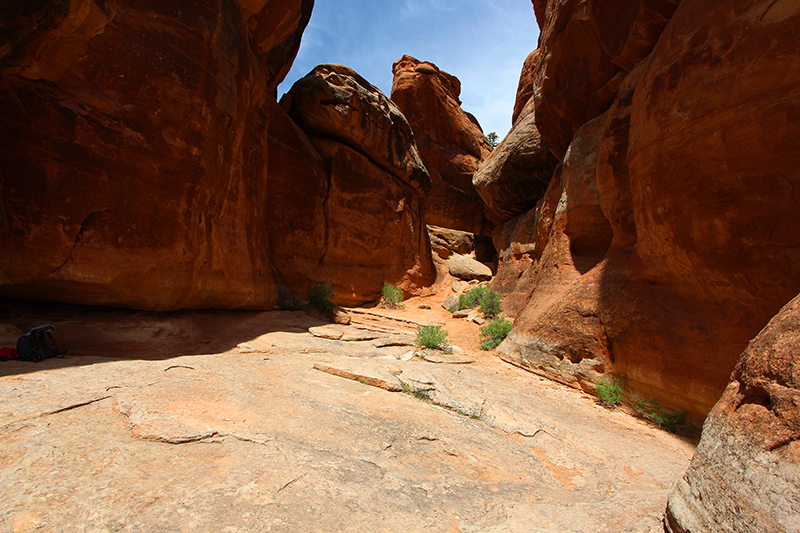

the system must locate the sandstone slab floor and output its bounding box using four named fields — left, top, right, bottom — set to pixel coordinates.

left=0, top=303, right=694, bottom=532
